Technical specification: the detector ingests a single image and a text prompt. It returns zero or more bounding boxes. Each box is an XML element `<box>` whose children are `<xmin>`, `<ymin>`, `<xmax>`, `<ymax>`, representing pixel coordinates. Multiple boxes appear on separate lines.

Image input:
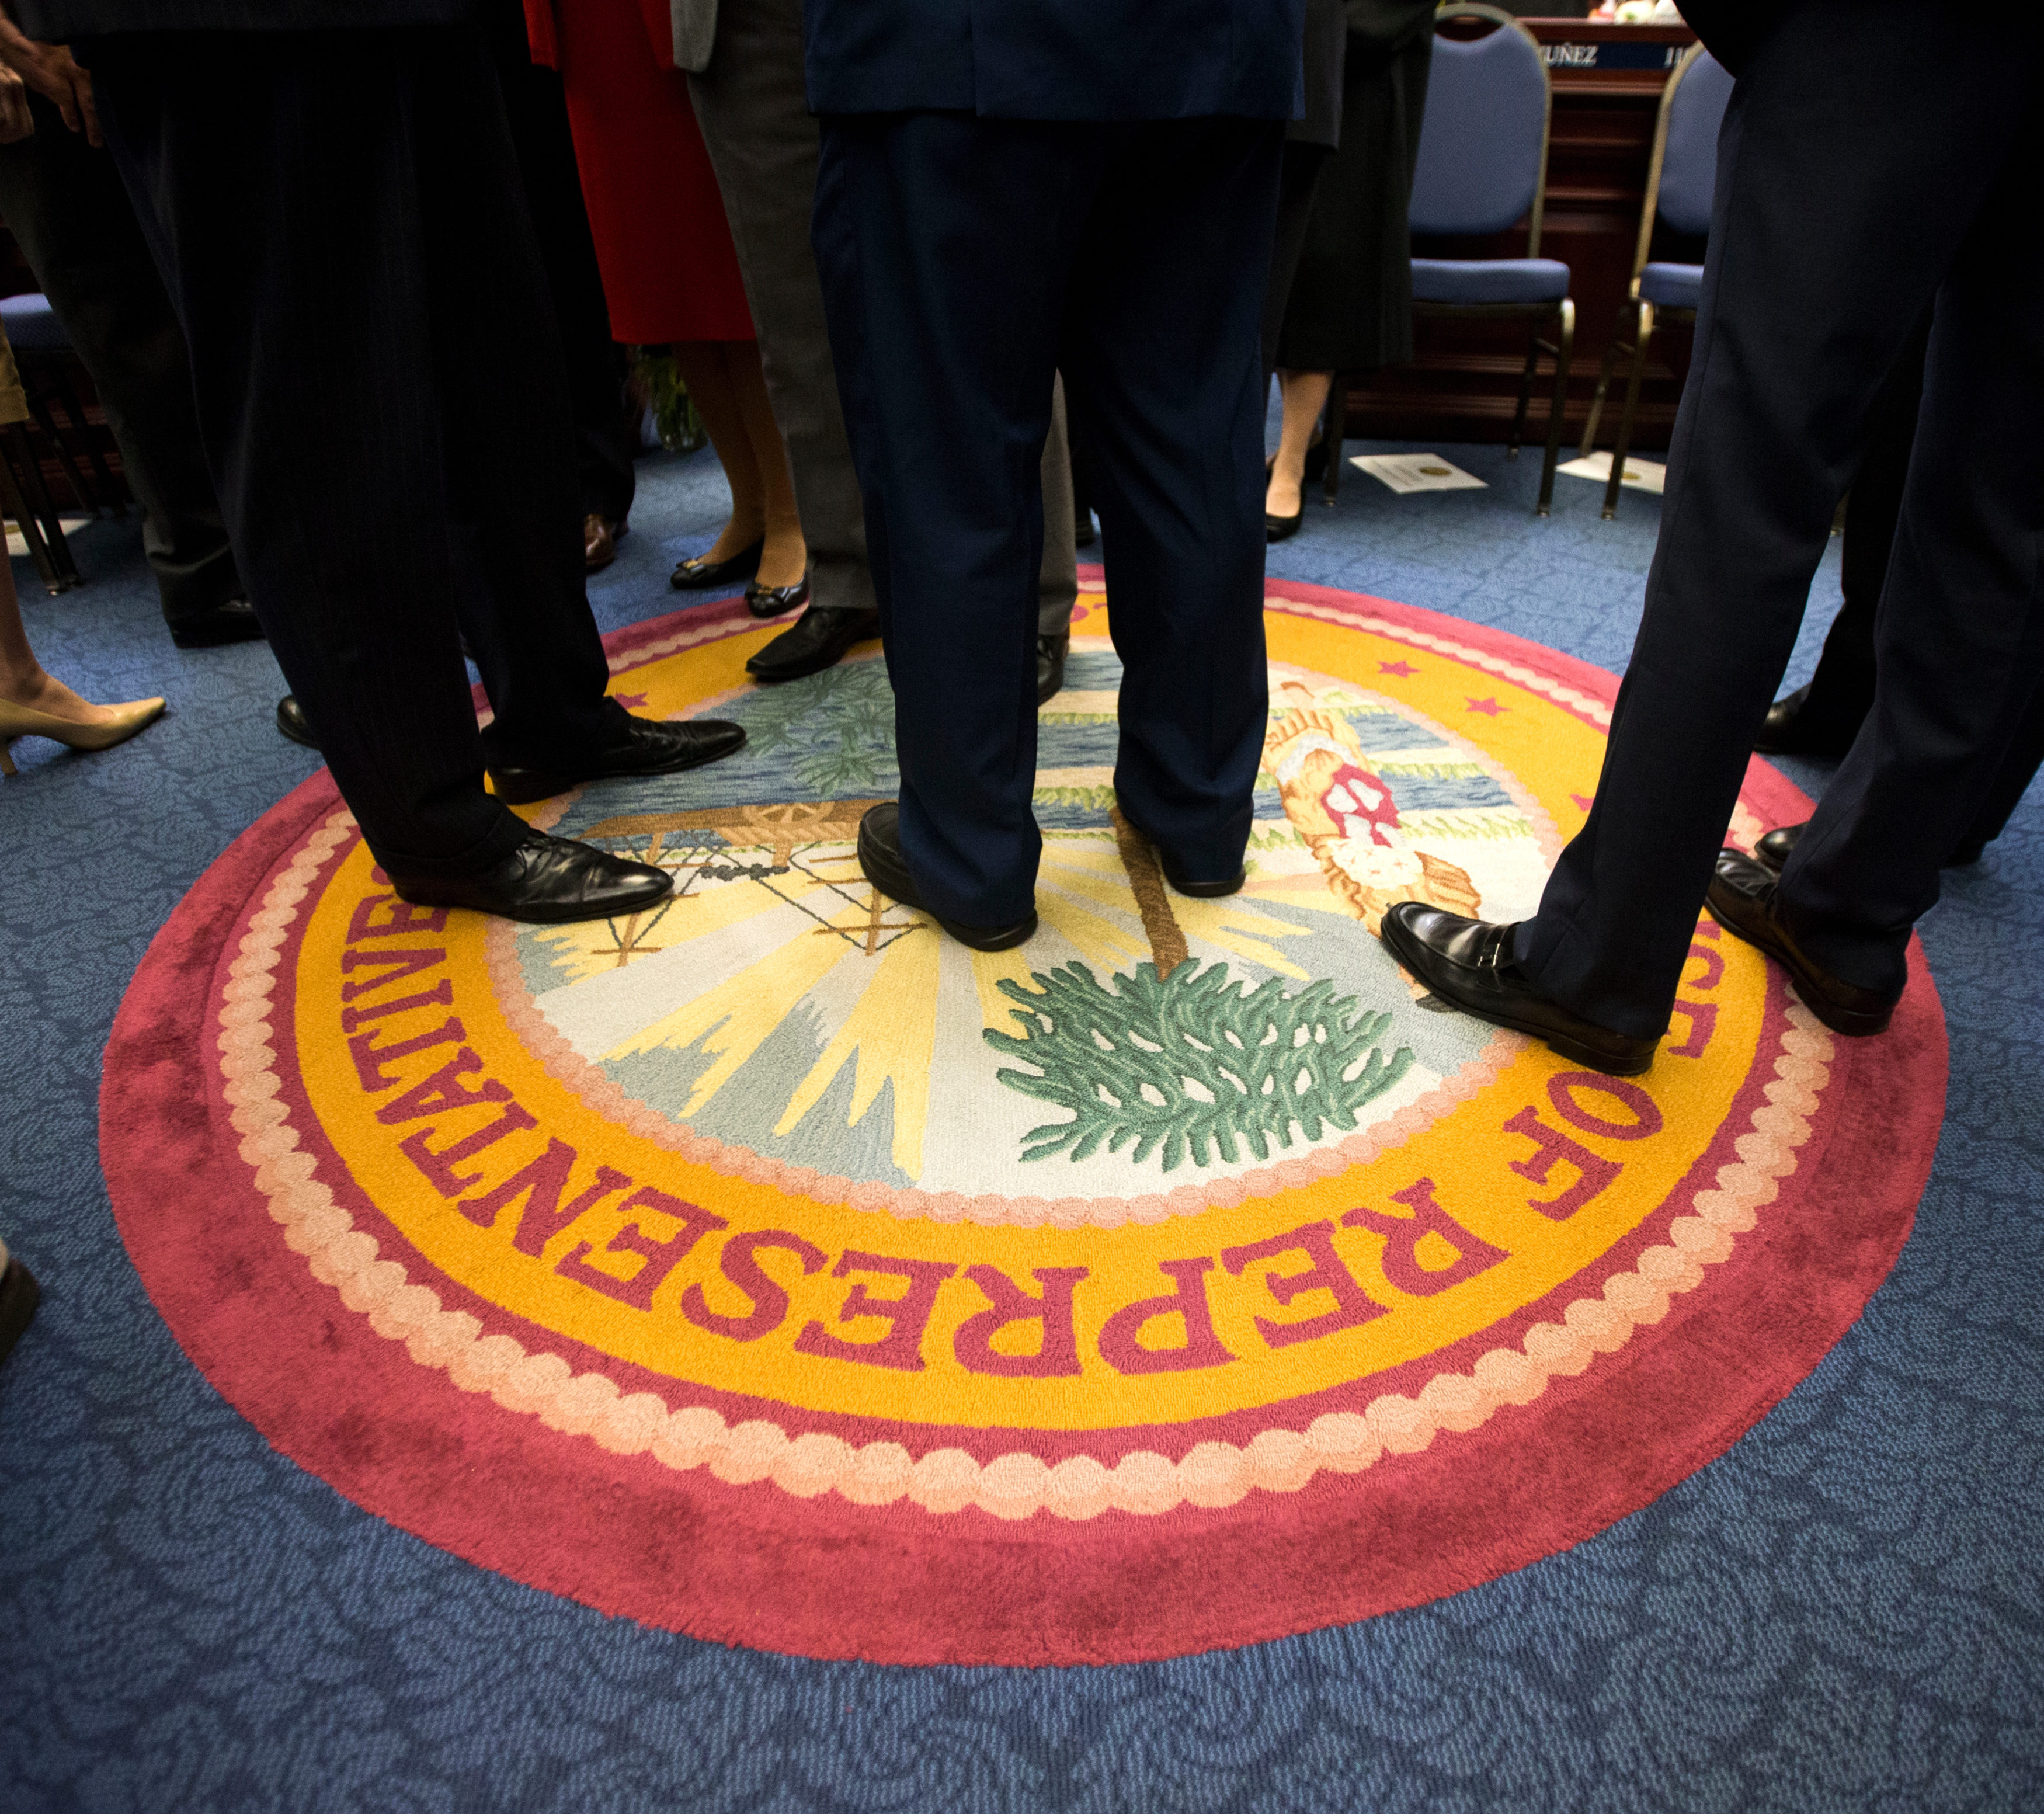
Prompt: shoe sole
<box><xmin>394</xmin><ymin>880</ymin><xmax>674</xmax><ymax>926</ymax></box>
<box><xmin>1378</xmin><ymin>916</ymin><xmax>1652</xmax><ymax>1077</ymax></box>
<box><xmin>1704</xmin><ymin>891</ymin><xmax>1894</xmax><ymax>1037</ymax></box>
<box><xmin>1114</xmin><ymin>800</ymin><xmax>1247</xmax><ymax>898</ymax></box>
<box><xmin>856</xmin><ymin>838</ymin><xmax>1036</xmax><ymax>953</ymax></box>
<box><xmin>0</xmin><ymin>1256</ymin><xmax>41</xmax><ymax>1368</ymax></box>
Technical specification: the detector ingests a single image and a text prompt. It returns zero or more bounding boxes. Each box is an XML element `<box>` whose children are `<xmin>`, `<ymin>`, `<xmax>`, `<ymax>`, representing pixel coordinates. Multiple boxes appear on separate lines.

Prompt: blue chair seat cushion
<box><xmin>1638</xmin><ymin>262</ymin><xmax>1703</xmax><ymax>310</ymax></box>
<box><xmin>0</xmin><ymin>292</ymin><xmax>68</xmax><ymax>353</ymax></box>
<box><xmin>1410</xmin><ymin>258</ymin><xmax>1570</xmax><ymax>305</ymax></box>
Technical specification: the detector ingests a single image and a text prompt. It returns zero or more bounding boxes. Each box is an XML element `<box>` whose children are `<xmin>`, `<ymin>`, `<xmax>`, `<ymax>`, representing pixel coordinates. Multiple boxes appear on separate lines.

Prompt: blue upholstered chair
<box><xmin>1408</xmin><ymin>4</ymin><xmax>1574</xmax><ymax>516</ymax></box>
<box><xmin>1577</xmin><ymin>45</ymin><xmax>1733</xmax><ymax>519</ymax></box>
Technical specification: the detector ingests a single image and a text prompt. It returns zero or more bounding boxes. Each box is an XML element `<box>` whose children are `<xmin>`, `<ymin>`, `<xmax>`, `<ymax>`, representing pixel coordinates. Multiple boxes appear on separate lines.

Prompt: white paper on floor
<box><xmin>6</xmin><ymin>517</ymin><xmax>89</xmax><ymax>558</ymax></box>
<box><xmin>1557</xmin><ymin>451</ymin><xmax>1666</xmax><ymax>495</ymax></box>
<box><xmin>1350</xmin><ymin>453</ymin><xmax>1487</xmax><ymax>495</ymax></box>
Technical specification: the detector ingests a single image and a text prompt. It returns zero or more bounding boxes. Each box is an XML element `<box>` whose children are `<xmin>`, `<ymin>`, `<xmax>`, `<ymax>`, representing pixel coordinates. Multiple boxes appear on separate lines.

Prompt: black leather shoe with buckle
<box><xmin>488</xmin><ymin>715</ymin><xmax>746</xmax><ymax>805</ymax></box>
<box><xmin>1379</xmin><ymin>902</ymin><xmax>1659</xmax><ymax>1076</ymax></box>
<box><xmin>856</xmin><ymin>802</ymin><xmax>1036</xmax><ymax>952</ymax></box>
<box><xmin>387</xmin><ymin>829</ymin><xmax>672</xmax><ymax>926</ymax></box>
<box><xmin>1705</xmin><ymin>849</ymin><xmax>1897</xmax><ymax>1037</ymax></box>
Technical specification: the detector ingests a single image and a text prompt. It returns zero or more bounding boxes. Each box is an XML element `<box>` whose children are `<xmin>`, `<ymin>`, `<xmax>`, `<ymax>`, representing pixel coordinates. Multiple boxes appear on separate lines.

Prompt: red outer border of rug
<box><xmin>100</xmin><ymin>588</ymin><xmax>1948</xmax><ymax>1666</ymax></box>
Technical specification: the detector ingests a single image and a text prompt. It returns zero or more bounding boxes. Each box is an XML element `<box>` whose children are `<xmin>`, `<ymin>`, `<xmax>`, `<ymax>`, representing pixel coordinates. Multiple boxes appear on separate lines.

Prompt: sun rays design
<box><xmin>513</xmin><ymin>651</ymin><xmax>1545</xmax><ymax>1193</ymax></box>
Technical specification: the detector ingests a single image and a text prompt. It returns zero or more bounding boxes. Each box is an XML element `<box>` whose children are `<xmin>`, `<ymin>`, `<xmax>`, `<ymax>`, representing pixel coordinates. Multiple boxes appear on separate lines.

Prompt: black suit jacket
<box><xmin>16</xmin><ymin>0</ymin><xmax>476</xmax><ymax>32</ymax></box>
<box><xmin>801</xmin><ymin>0</ymin><xmax>1307</xmax><ymax>120</ymax></box>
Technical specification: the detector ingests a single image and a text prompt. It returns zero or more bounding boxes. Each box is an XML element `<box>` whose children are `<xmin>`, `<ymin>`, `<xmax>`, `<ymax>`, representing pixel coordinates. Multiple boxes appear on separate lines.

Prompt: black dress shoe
<box><xmin>1379</xmin><ymin>902</ymin><xmax>1659</xmax><ymax>1075</ymax></box>
<box><xmin>1753</xmin><ymin>684</ymin><xmax>1864</xmax><ymax>759</ymax></box>
<box><xmin>1116</xmin><ymin>797</ymin><xmax>1245</xmax><ymax>897</ymax></box>
<box><xmin>1075</xmin><ymin>516</ymin><xmax>1096</xmax><ymax>549</ymax></box>
<box><xmin>0</xmin><ymin>1246</ymin><xmax>40</xmax><ymax>1370</ymax></box>
<box><xmin>488</xmin><ymin>714</ymin><xmax>746</xmax><ymax>805</ymax></box>
<box><xmin>1756</xmin><ymin>818</ymin><xmax>1986</xmax><ymax>875</ymax></box>
<box><xmin>745</xmin><ymin>605</ymin><xmax>880</xmax><ymax>683</ymax></box>
<box><xmin>746</xmin><ymin>575</ymin><xmax>809</xmax><ymax>619</ymax></box>
<box><xmin>856</xmin><ymin>802</ymin><xmax>1037</xmax><ymax>951</ymax></box>
<box><xmin>169</xmin><ymin>597</ymin><xmax>265</xmax><ymax>649</ymax></box>
<box><xmin>1704</xmin><ymin>849</ymin><xmax>1896</xmax><ymax>1037</ymax></box>
<box><xmin>388</xmin><ymin>829</ymin><xmax>672</xmax><ymax>926</ymax></box>
<box><xmin>671</xmin><ymin>537</ymin><xmax>763</xmax><ymax>590</ymax></box>
<box><xmin>1266</xmin><ymin>507</ymin><xmax>1304</xmax><ymax>544</ymax></box>
<box><xmin>1037</xmin><ymin>633</ymin><xmax>1069</xmax><ymax>706</ymax></box>
<box><xmin>277</xmin><ymin>694</ymin><xmax>318</xmax><ymax>750</ymax></box>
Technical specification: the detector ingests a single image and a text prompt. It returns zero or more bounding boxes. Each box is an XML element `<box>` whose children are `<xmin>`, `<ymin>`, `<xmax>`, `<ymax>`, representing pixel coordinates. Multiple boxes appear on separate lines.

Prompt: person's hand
<box><xmin>0</xmin><ymin>16</ymin><xmax>98</xmax><ymax>146</ymax></box>
<box><xmin>0</xmin><ymin>62</ymin><xmax>33</xmax><ymax>145</ymax></box>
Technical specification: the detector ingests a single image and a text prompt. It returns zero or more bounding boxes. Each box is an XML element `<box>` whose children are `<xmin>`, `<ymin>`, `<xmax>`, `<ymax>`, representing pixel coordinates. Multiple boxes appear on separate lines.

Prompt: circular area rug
<box><xmin>103</xmin><ymin>578</ymin><xmax>1946</xmax><ymax>1666</ymax></box>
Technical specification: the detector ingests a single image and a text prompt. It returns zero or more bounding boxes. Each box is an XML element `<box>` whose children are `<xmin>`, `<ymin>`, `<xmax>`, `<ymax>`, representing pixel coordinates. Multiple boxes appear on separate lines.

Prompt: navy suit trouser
<box><xmin>92</xmin><ymin>26</ymin><xmax>624</xmax><ymax>874</ymax></box>
<box><xmin>1518</xmin><ymin>0</ymin><xmax>2044</xmax><ymax>1035</ymax></box>
<box><xmin>812</xmin><ymin>113</ymin><xmax>1282</xmax><ymax>927</ymax></box>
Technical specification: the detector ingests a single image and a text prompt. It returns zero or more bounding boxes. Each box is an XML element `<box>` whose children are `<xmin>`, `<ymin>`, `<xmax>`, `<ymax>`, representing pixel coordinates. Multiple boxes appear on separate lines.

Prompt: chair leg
<box><xmin>54</xmin><ymin>369</ymin><xmax>124</xmax><ymax>515</ymax></box>
<box><xmin>4</xmin><ymin>423</ymin><xmax>80</xmax><ymax>589</ymax></box>
<box><xmin>1322</xmin><ymin>371</ymin><xmax>1346</xmax><ymax>506</ymax></box>
<box><xmin>1578</xmin><ymin>300</ymin><xmax>1631</xmax><ymax>459</ymax></box>
<box><xmin>1602</xmin><ymin>301</ymin><xmax>1654</xmax><ymax>521</ymax></box>
<box><xmin>28</xmin><ymin>393</ymin><xmax>99</xmax><ymax>520</ymax></box>
<box><xmin>1508</xmin><ymin>326</ymin><xmax>1541</xmax><ymax>458</ymax></box>
<box><xmin>0</xmin><ymin>436</ymin><xmax>68</xmax><ymax>594</ymax></box>
<box><xmin>1535</xmin><ymin>298</ymin><xmax>1574</xmax><ymax>519</ymax></box>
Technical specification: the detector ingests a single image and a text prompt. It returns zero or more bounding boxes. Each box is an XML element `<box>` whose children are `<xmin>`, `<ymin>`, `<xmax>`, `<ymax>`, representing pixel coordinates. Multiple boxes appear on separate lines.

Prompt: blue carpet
<box><xmin>2</xmin><ymin>436</ymin><xmax>2039</xmax><ymax>1812</ymax></box>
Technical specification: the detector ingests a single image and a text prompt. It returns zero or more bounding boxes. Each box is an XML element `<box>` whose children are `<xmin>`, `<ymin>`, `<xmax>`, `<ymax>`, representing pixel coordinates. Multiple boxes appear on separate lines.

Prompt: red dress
<box><xmin>527</xmin><ymin>0</ymin><xmax>755</xmax><ymax>345</ymax></box>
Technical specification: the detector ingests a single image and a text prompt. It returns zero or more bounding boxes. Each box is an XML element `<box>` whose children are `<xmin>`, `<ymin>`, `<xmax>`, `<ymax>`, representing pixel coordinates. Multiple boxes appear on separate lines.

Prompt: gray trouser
<box><xmin>687</xmin><ymin>0</ymin><xmax>1075</xmax><ymax>635</ymax></box>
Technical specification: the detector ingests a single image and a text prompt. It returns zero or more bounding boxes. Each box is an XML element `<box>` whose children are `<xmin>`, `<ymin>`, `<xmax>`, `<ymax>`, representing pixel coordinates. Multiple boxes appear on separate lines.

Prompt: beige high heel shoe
<box><xmin>0</xmin><ymin>695</ymin><xmax>165</xmax><ymax>775</ymax></box>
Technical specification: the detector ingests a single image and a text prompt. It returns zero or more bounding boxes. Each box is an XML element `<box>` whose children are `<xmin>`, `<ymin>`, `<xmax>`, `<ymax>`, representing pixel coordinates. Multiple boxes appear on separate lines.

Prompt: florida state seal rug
<box><xmin>100</xmin><ymin>577</ymin><xmax>1945</xmax><ymax>1665</ymax></box>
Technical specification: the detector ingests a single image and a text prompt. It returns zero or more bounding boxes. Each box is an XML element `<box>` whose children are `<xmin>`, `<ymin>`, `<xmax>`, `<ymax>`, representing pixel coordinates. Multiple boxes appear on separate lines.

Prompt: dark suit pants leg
<box><xmin>0</xmin><ymin>89</ymin><xmax>244</xmax><ymax>629</ymax></box>
<box><xmin>811</xmin><ymin>113</ymin><xmax>1277</xmax><ymax>924</ymax></box>
<box><xmin>1515</xmin><ymin>1</ymin><xmax>2044</xmax><ymax>1038</ymax></box>
<box><xmin>687</xmin><ymin>0</ymin><xmax>876</xmax><ymax>619</ymax></box>
<box><xmin>93</xmin><ymin>26</ymin><xmax>613</xmax><ymax>874</ymax></box>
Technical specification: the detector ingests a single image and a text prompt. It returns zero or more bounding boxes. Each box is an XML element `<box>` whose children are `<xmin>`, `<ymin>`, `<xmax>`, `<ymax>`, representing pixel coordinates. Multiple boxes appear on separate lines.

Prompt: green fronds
<box><xmin>985</xmin><ymin>961</ymin><xmax>1414</xmax><ymax>1172</ymax></box>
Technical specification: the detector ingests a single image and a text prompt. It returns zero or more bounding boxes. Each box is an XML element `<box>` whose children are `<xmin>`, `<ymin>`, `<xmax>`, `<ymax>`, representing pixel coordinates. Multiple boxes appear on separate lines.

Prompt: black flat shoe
<box><xmin>1753</xmin><ymin>684</ymin><xmax>1864</xmax><ymax>759</ymax></box>
<box><xmin>277</xmin><ymin>694</ymin><xmax>318</xmax><ymax>750</ymax></box>
<box><xmin>746</xmin><ymin>575</ymin><xmax>809</xmax><ymax>619</ymax></box>
<box><xmin>1075</xmin><ymin>516</ymin><xmax>1096</xmax><ymax>549</ymax></box>
<box><xmin>170</xmin><ymin>597</ymin><xmax>265</xmax><ymax>649</ymax></box>
<box><xmin>745</xmin><ymin>604</ymin><xmax>880</xmax><ymax>683</ymax></box>
<box><xmin>488</xmin><ymin>714</ymin><xmax>746</xmax><ymax>805</ymax></box>
<box><xmin>1116</xmin><ymin>797</ymin><xmax>1245</xmax><ymax>897</ymax></box>
<box><xmin>1704</xmin><ymin>849</ymin><xmax>1897</xmax><ymax>1037</ymax></box>
<box><xmin>670</xmin><ymin>537</ymin><xmax>763</xmax><ymax>590</ymax></box>
<box><xmin>388</xmin><ymin>829</ymin><xmax>672</xmax><ymax>926</ymax></box>
<box><xmin>1266</xmin><ymin>507</ymin><xmax>1303</xmax><ymax>543</ymax></box>
<box><xmin>1757</xmin><ymin>818</ymin><xmax>1986</xmax><ymax>875</ymax></box>
<box><xmin>1379</xmin><ymin>902</ymin><xmax>1659</xmax><ymax>1076</ymax></box>
<box><xmin>1037</xmin><ymin>633</ymin><xmax>1069</xmax><ymax>705</ymax></box>
<box><xmin>856</xmin><ymin>801</ymin><xmax>1037</xmax><ymax>952</ymax></box>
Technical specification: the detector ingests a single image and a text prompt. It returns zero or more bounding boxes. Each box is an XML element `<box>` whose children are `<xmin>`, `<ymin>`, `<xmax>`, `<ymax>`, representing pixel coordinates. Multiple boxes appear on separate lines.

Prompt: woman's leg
<box><xmin>725</xmin><ymin>339</ymin><xmax>808</xmax><ymax>588</ymax></box>
<box><xmin>1265</xmin><ymin>368</ymin><xmax>1333</xmax><ymax>519</ymax></box>
<box><xmin>670</xmin><ymin>339</ymin><xmax>767</xmax><ymax>563</ymax></box>
<box><xmin>0</xmin><ymin>555</ymin><xmax>130</xmax><ymax>723</ymax></box>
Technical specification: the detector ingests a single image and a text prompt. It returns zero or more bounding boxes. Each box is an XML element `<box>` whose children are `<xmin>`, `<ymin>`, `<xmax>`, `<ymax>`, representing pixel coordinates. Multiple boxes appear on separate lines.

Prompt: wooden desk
<box><xmin>1346</xmin><ymin>17</ymin><xmax>1701</xmax><ymax>451</ymax></box>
